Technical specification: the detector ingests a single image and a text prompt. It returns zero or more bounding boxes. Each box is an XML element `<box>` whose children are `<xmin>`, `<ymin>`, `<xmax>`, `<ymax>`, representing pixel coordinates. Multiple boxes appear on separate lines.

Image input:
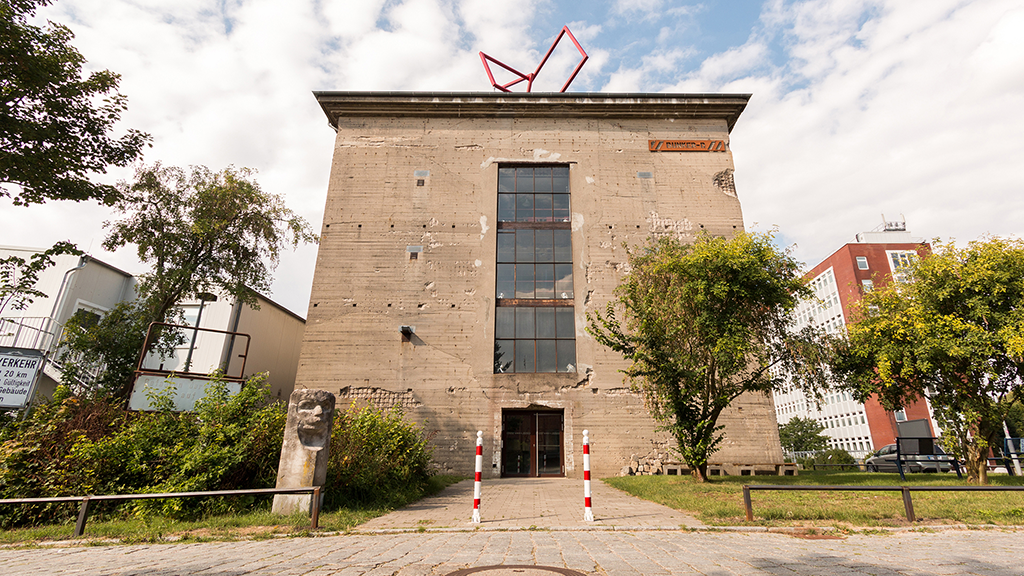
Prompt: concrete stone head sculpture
<box><xmin>291</xmin><ymin>389</ymin><xmax>335</xmax><ymax>448</ymax></box>
<box><xmin>273</xmin><ymin>388</ymin><xmax>336</xmax><ymax>515</ymax></box>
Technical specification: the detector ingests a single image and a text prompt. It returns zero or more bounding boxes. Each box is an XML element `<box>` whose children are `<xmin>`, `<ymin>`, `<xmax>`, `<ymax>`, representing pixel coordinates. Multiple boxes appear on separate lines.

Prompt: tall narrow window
<box><xmin>494</xmin><ymin>166</ymin><xmax>575</xmax><ymax>373</ymax></box>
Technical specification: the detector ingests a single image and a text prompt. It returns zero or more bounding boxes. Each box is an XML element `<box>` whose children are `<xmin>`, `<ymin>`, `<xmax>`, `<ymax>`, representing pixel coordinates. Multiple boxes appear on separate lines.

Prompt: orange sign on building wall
<box><xmin>649</xmin><ymin>140</ymin><xmax>727</xmax><ymax>152</ymax></box>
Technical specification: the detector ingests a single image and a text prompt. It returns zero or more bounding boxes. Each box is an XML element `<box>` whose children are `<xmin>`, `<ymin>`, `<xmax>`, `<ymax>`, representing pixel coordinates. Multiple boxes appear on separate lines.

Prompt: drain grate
<box><xmin>445</xmin><ymin>566</ymin><xmax>589</xmax><ymax>576</ymax></box>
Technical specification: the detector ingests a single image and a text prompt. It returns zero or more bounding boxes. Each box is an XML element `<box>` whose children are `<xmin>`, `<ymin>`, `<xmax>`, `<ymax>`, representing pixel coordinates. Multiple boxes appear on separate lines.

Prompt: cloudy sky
<box><xmin>7</xmin><ymin>0</ymin><xmax>1023</xmax><ymax>317</ymax></box>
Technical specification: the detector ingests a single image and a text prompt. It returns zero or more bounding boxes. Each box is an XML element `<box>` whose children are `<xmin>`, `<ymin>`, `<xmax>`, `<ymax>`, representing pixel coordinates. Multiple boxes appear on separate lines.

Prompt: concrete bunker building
<box><xmin>298</xmin><ymin>92</ymin><xmax>785</xmax><ymax>478</ymax></box>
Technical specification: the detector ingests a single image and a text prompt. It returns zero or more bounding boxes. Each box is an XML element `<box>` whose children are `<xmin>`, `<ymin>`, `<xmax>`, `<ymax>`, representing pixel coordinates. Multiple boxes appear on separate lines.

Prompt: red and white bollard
<box><xmin>583</xmin><ymin>429</ymin><xmax>594</xmax><ymax>521</ymax></box>
<box><xmin>472</xmin><ymin>430</ymin><xmax>483</xmax><ymax>523</ymax></box>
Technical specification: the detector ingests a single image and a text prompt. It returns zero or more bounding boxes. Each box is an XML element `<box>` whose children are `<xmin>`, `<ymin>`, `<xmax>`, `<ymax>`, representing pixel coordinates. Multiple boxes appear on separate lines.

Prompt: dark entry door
<box><xmin>501</xmin><ymin>410</ymin><xmax>563</xmax><ymax>477</ymax></box>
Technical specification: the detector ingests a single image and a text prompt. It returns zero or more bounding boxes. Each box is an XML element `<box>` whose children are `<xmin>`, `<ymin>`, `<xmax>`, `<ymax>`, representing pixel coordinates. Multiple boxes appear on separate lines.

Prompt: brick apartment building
<box><xmin>773</xmin><ymin>221</ymin><xmax>936</xmax><ymax>455</ymax></box>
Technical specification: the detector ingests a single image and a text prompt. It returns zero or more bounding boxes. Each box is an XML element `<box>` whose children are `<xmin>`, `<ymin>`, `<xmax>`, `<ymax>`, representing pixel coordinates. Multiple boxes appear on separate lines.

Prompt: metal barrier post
<box><xmin>582</xmin><ymin>430</ymin><xmax>593</xmax><ymax>521</ymax></box>
<box><xmin>74</xmin><ymin>496</ymin><xmax>90</xmax><ymax>537</ymax></box>
<box><xmin>895</xmin><ymin>443</ymin><xmax>907</xmax><ymax>482</ymax></box>
<box><xmin>901</xmin><ymin>487</ymin><xmax>916</xmax><ymax>522</ymax></box>
<box><xmin>311</xmin><ymin>486</ymin><xmax>321</xmax><ymax>530</ymax></box>
<box><xmin>1003</xmin><ymin>426</ymin><xmax>1022</xmax><ymax>476</ymax></box>
<box><xmin>472</xmin><ymin>431</ymin><xmax>483</xmax><ymax>523</ymax></box>
<box><xmin>743</xmin><ymin>485</ymin><xmax>753</xmax><ymax>521</ymax></box>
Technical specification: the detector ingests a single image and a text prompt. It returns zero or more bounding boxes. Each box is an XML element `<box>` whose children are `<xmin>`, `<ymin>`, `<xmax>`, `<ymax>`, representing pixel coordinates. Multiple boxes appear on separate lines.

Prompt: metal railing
<box><xmin>0</xmin><ymin>486</ymin><xmax>323</xmax><ymax>537</ymax></box>
<box><xmin>742</xmin><ymin>484</ymin><xmax>1024</xmax><ymax>523</ymax></box>
<box><xmin>788</xmin><ymin>449</ymin><xmax>873</xmax><ymax>461</ymax></box>
<box><xmin>0</xmin><ymin>315</ymin><xmax>107</xmax><ymax>390</ymax></box>
<box><xmin>0</xmin><ymin>316</ymin><xmax>60</xmax><ymax>351</ymax></box>
<box><xmin>809</xmin><ymin>463</ymin><xmax>865</xmax><ymax>471</ymax></box>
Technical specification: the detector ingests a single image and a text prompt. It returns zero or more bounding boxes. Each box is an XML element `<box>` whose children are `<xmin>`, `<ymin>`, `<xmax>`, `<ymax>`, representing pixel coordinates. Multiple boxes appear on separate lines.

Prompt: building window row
<box><xmin>498</xmin><ymin>167</ymin><xmax>571</xmax><ymax>223</ymax></box>
<box><xmin>494</xmin><ymin>306</ymin><xmax>576</xmax><ymax>373</ymax></box>
<box><xmin>496</xmin><ymin>229</ymin><xmax>574</xmax><ymax>300</ymax></box>
<box><xmin>495</xmin><ymin>165</ymin><xmax>575</xmax><ymax>374</ymax></box>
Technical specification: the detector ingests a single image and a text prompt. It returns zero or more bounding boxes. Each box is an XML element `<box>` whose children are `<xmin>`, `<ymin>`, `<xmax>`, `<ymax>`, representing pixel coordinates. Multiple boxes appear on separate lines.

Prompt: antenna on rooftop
<box><xmin>880</xmin><ymin>213</ymin><xmax>906</xmax><ymax>232</ymax></box>
<box><xmin>479</xmin><ymin>26</ymin><xmax>589</xmax><ymax>93</ymax></box>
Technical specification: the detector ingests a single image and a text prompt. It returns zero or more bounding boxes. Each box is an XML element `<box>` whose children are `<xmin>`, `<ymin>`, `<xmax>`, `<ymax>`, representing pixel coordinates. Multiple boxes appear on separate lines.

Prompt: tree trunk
<box><xmin>691</xmin><ymin>463</ymin><xmax>708</xmax><ymax>482</ymax></box>
<box><xmin>966</xmin><ymin>424</ymin><xmax>999</xmax><ymax>481</ymax></box>
<box><xmin>966</xmin><ymin>441</ymin><xmax>988</xmax><ymax>484</ymax></box>
<box><xmin>965</xmin><ymin>425</ymin><xmax>1001</xmax><ymax>485</ymax></box>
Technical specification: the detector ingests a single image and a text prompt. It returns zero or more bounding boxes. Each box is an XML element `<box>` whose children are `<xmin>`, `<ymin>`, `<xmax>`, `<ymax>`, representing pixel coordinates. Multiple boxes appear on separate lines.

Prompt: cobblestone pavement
<box><xmin>2</xmin><ymin>529</ymin><xmax>1022</xmax><ymax>575</ymax></box>
<box><xmin>358</xmin><ymin>478</ymin><xmax>701</xmax><ymax>530</ymax></box>
<box><xmin>3</xmin><ymin>479</ymin><xmax>1021</xmax><ymax>575</ymax></box>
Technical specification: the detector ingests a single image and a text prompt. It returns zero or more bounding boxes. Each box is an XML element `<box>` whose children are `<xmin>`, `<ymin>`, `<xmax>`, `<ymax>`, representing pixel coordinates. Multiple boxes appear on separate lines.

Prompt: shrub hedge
<box><xmin>0</xmin><ymin>375</ymin><xmax>433</xmax><ymax>527</ymax></box>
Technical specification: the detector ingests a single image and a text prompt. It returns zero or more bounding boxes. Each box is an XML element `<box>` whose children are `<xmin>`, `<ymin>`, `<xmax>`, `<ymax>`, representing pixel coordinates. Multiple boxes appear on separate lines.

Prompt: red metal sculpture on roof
<box><xmin>479</xmin><ymin>26</ymin><xmax>589</xmax><ymax>93</ymax></box>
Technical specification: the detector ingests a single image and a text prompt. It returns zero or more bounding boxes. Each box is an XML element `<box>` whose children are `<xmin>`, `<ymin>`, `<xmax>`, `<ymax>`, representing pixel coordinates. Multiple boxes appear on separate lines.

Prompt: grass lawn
<box><xmin>604</xmin><ymin>471</ymin><xmax>1024</xmax><ymax>528</ymax></box>
<box><xmin>0</xmin><ymin>475</ymin><xmax>463</xmax><ymax>546</ymax></box>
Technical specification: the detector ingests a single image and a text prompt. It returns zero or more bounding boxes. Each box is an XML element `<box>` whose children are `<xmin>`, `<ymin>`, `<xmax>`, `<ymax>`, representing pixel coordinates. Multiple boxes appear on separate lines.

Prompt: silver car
<box><xmin>865</xmin><ymin>443</ymin><xmax>954</xmax><ymax>473</ymax></box>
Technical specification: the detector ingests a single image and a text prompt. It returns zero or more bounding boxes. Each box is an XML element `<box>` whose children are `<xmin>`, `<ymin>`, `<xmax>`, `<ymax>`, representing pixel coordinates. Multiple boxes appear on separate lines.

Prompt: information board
<box><xmin>128</xmin><ymin>373</ymin><xmax>242</xmax><ymax>412</ymax></box>
<box><xmin>0</xmin><ymin>347</ymin><xmax>45</xmax><ymax>409</ymax></box>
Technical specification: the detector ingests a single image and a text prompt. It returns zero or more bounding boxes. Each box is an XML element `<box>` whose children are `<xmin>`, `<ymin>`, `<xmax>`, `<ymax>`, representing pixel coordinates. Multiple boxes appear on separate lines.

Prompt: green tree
<box><xmin>57</xmin><ymin>300</ymin><xmax>160</xmax><ymax>398</ymax></box>
<box><xmin>778</xmin><ymin>416</ymin><xmax>830</xmax><ymax>454</ymax></box>
<box><xmin>587</xmin><ymin>232</ymin><xmax>831</xmax><ymax>481</ymax></box>
<box><xmin>1</xmin><ymin>0</ymin><xmax>150</xmax><ymax>205</ymax></box>
<box><xmin>104</xmin><ymin>163</ymin><xmax>318</xmax><ymax>326</ymax></box>
<box><xmin>0</xmin><ymin>241</ymin><xmax>79</xmax><ymax>315</ymax></box>
<box><xmin>1006</xmin><ymin>398</ymin><xmax>1024</xmax><ymax>439</ymax></box>
<box><xmin>832</xmin><ymin>237</ymin><xmax>1024</xmax><ymax>484</ymax></box>
<box><xmin>61</xmin><ymin>163</ymin><xmax>317</xmax><ymax>399</ymax></box>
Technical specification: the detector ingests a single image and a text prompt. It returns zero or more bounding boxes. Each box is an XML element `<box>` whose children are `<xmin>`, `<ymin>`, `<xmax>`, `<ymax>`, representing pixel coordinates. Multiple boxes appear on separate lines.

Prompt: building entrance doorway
<box><xmin>501</xmin><ymin>409</ymin><xmax>564</xmax><ymax>477</ymax></box>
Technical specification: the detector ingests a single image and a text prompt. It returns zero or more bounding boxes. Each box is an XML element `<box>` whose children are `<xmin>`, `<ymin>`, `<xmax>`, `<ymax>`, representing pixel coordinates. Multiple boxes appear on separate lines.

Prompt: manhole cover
<box><xmin>446</xmin><ymin>566</ymin><xmax>589</xmax><ymax>576</ymax></box>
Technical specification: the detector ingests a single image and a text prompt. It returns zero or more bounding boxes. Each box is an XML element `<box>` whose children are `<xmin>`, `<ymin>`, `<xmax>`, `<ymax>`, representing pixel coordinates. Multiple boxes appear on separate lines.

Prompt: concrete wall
<box><xmin>297</xmin><ymin>93</ymin><xmax>785</xmax><ymax>478</ymax></box>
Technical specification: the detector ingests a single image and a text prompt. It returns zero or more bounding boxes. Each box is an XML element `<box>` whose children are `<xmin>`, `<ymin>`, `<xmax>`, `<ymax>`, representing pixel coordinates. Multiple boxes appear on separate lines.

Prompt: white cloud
<box><xmin>321</xmin><ymin>0</ymin><xmax>388</xmax><ymax>39</ymax></box>
<box><xmin>728</xmin><ymin>0</ymin><xmax>1024</xmax><ymax>266</ymax></box>
<box><xmin>612</xmin><ymin>0</ymin><xmax>666</xmax><ymax>18</ymax></box>
<box><xmin>6</xmin><ymin>0</ymin><xmax>1023</xmax><ymax>315</ymax></box>
<box><xmin>613</xmin><ymin>0</ymin><xmax>1024</xmax><ymax>265</ymax></box>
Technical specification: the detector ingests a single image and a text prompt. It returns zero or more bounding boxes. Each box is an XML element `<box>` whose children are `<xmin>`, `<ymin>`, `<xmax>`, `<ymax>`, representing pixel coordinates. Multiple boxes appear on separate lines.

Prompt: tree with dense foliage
<box><xmin>0</xmin><ymin>240</ymin><xmax>79</xmax><ymax>315</ymax></box>
<box><xmin>0</xmin><ymin>0</ymin><xmax>150</xmax><ymax>205</ymax></box>
<box><xmin>59</xmin><ymin>164</ymin><xmax>317</xmax><ymax>399</ymax></box>
<box><xmin>832</xmin><ymin>237</ymin><xmax>1024</xmax><ymax>484</ymax></box>
<box><xmin>778</xmin><ymin>416</ymin><xmax>830</xmax><ymax>454</ymax></box>
<box><xmin>588</xmin><ymin>232</ymin><xmax>832</xmax><ymax>481</ymax></box>
<box><xmin>104</xmin><ymin>163</ymin><xmax>318</xmax><ymax>325</ymax></box>
<box><xmin>57</xmin><ymin>300</ymin><xmax>159</xmax><ymax>398</ymax></box>
<box><xmin>1006</xmin><ymin>398</ymin><xmax>1024</xmax><ymax>439</ymax></box>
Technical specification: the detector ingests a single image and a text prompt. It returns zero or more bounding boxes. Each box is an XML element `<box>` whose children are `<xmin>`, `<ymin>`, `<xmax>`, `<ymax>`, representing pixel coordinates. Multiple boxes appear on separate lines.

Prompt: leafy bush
<box><xmin>0</xmin><ymin>386</ymin><xmax>125</xmax><ymax>526</ymax></box>
<box><xmin>797</xmin><ymin>448</ymin><xmax>857</xmax><ymax>470</ymax></box>
<box><xmin>325</xmin><ymin>403</ymin><xmax>433</xmax><ymax>509</ymax></box>
<box><xmin>0</xmin><ymin>374</ymin><xmax>286</xmax><ymax>527</ymax></box>
<box><xmin>81</xmin><ymin>374</ymin><xmax>288</xmax><ymax>518</ymax></box>
<box><xmin>0</xmin><ymin>380</ymin><xmax>436</xmax><ymax>527</ymax></box>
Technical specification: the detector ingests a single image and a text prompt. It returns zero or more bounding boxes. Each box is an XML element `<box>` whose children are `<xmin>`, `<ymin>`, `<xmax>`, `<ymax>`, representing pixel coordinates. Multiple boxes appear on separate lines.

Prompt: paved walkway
<box><xmin>2</xmin><ymin>529</ymin><xmax>1022</xmax><ymax>575</ymax></box>
<box><xmin>358</xmin><ymin>478</ymin><xmax>702</xmax><ymax>531</ymax></box>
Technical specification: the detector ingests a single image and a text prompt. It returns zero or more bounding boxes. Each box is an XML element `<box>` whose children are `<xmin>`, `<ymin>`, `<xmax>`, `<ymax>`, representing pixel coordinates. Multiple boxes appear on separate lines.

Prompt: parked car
<box><xmin>865</xmin><ymin>443</ymin><xmax>954</xmax><ymax>473</ymax></box>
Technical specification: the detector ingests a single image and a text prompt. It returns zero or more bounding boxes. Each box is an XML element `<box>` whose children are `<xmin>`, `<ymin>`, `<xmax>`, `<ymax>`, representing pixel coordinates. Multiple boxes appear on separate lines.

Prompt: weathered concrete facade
<box><xmin>298</xmin><ymin>92</ymin><xmax>784</xmax><ymax>478</ymax></box>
